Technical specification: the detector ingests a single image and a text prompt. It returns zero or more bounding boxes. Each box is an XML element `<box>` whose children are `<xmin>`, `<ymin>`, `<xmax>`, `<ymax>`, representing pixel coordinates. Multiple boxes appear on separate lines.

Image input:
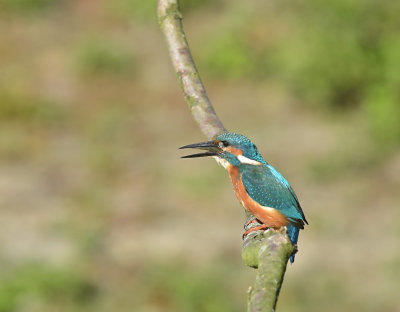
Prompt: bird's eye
<box><xmin>218</xmin><ymin>141</ymin><xmax>228</xmax><ymax>148</ymax></box>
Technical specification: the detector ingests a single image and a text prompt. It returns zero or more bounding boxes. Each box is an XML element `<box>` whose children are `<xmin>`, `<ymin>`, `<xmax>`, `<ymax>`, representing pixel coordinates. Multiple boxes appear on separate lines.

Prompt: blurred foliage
<box><xmin>75</xmin><ymin>38</ymin><xmax>135</xmax><ymax>77</ymax></box>
<box><xmin>0</xmin><ymin>1</ymin><xmax>399</xmax><ymax>312</ymax></box>
<box><xmin>0</xmin><ymin>89</ymin><xmax>66</xmax><ymax>123</ymax></box>
<box><xmin>199</xmin><ymin>0</ymin><xmax>400</xmax><ymax>147</ymax></box>
<box><xmin>109</xmin><ymin>0</ymin><xmax>158</xmax><ymax>21</ymax></box>
<box><xmin>179</xmin><ymin>0</ymin><xmax>221</xmax><ymax>13</ymax></box>
<box><xmin>0</xmin><ymin>264</ymin><xmax>97</xmax><ymax>312</ymax></box>
<box><xmin>202</xmin><ymin>32</ymin><xmax>254</xmax><ymax>79</ymax></box>
<box><xmin>0</xmin><ymin>0</ymin><xmax>55</xmax><ymax>13</ymax></box>
<box><xmin>136</xmin><ymin>262</ymin><xmax>246</xmax><ymax>312</ymax></box>
<box><xmin>109</xmin><ymin>0</ymin><xmax>220</xmax><ymax>21</ymax></box>
<box><xmin>364</xmin><ymin>84</ymin><xmax>400</xmax><ymax>146</ymax></box>
<box><xmin>0</xmin><ymin>89</ymin><xmax>68</xmax><ymax>161</ymax></box>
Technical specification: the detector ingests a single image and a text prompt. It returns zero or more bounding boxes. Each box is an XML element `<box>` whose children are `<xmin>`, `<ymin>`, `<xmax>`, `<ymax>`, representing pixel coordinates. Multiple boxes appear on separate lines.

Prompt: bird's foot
<box><xmin>244</xmin><ymin>216</ymin><xmax>261</xmax><ymax>229</ymax></box>
<box><xmin>242</xmin><ymin>224</ymin><xmax>268</xmax><ymax>239</ymax></box>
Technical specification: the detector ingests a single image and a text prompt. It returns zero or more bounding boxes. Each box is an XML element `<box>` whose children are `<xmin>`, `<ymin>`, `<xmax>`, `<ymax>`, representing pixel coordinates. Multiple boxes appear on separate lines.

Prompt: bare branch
<box><xmin>157</xmin><ymin>0</ymin><xmax>226</xmax><ymax>139</ymax></box>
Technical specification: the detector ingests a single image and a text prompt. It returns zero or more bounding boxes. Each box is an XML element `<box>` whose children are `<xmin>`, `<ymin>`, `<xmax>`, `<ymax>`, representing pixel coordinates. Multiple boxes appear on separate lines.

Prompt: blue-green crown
<box><xmin>214</xmin><ymin>132</ymin><xmax>267</xmax><ymax>164</ymax></box>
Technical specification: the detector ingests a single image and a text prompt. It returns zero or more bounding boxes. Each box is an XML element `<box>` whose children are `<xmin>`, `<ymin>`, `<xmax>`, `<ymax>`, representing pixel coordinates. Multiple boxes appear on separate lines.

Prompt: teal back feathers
<box><xmin>240</xmin><ymin>164</ymin><xmax>306</xmax><ymax>229</ymax></box>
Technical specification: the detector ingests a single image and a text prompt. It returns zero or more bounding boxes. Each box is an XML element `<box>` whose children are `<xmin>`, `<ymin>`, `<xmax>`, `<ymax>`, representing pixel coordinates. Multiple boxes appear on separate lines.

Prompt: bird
<box><xmin>180</xmin><ymin>132</ymin><xmax>307</xmax><ymax>263</ymax></box>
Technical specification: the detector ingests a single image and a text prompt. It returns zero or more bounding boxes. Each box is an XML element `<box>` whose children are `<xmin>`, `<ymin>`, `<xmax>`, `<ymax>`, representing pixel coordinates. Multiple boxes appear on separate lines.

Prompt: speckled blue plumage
<box><xmin>215</xmin><ymin>133</ymin><xmax>307</xmax><ymax>263</ymax></box>
<box><xmin>240</xmin><ymin>164</ymin><xmax>306</xmax><ymax>227</ymax></box>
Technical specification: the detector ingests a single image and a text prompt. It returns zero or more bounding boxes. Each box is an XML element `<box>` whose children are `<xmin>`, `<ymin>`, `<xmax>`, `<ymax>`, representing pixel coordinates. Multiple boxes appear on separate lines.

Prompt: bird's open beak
<box><xmin>179</xmin><ymin>141</ymin><xmax>221</xmax><ymax>158</ymax></box>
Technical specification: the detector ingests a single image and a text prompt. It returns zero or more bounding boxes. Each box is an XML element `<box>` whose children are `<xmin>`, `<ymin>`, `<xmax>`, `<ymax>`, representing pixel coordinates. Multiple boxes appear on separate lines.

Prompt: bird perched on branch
<box><xmin>180</xmin><ymin>132</ymin><xmax>307</xmax><ymax>263</ymax></box>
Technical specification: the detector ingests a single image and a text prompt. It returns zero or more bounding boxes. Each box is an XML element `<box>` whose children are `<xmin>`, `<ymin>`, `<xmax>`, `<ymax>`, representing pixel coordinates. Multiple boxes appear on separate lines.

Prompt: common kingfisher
<box><xmin>180</xmin><ymin>132</ymin><xmax>307</xmax><ymax>263</ymax></box>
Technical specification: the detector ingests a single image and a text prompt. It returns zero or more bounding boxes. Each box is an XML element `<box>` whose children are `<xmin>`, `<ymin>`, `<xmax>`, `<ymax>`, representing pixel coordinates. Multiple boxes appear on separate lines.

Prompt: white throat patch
<box><xmin>237</xmin><ymin>155</ymin><xmax>262</xmax><ymax>165</ymax></box>
<box><xmin>213</xmin><ymin>156</ymin><xmax>230</xmax><ymax>169</ymax></box>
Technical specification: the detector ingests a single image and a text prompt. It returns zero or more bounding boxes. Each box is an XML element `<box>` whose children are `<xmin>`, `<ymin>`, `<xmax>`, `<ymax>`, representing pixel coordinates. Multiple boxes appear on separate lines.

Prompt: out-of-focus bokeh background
<box><xmin>0</xmin><ymin>0</ymin><xmax>399</xmax><ymax>311</ymax></box>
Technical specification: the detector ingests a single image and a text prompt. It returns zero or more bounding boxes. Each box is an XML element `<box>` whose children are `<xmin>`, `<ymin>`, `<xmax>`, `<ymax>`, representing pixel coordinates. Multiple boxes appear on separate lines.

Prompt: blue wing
<box><xmin>240</xmin><ymin>164</ymin><xmax>307</xmax><ymax>229</ymax></box>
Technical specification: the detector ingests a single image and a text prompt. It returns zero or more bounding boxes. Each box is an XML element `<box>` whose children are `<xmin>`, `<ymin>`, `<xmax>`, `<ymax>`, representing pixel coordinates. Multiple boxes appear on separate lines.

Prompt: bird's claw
<box><xmin>242</xmin><ymin>224</ymin><xmax>269</xmax><ymax>239</ymax></box>
<box><xmin>243</xmin><ymin>216</ymin><xmax>260</xmax><ymax>229</ymax></box>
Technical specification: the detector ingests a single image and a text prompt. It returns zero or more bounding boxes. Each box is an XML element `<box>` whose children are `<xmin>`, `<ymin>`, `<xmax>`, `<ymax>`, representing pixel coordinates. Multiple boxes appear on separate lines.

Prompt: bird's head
<box><xmin>180</xmin><ymin>132</ymin><xmax>267</xmax><ymax>168</ymax></box>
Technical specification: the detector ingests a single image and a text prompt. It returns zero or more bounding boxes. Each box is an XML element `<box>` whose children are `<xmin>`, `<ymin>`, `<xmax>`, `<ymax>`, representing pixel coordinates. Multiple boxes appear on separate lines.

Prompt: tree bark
<box><xmin>242</xmin><ymin>227</ymin><xmax>295</xmax><ymax>311</ymax></box>
<box><xmin>157</xmin><ymin>0</ymin><xmax>226</xmax><ymax>139</ymax></box>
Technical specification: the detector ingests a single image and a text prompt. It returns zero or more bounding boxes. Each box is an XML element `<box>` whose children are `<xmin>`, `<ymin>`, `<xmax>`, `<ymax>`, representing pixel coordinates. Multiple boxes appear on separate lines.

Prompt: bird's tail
<box><xmin>287</xmin><ymin>224</ymin><xmax>299</xmax><ymax>263</ymax></box>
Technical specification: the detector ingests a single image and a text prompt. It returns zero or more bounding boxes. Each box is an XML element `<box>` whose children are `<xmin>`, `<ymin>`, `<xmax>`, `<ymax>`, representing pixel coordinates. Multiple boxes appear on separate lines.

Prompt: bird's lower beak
<box><xmin>179</xmin><ymin>141</ymin><xmax>221</xmax><ymax>158</ymax></box>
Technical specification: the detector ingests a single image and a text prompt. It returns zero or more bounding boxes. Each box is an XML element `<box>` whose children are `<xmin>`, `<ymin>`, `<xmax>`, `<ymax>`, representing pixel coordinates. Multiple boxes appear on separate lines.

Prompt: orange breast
<box><xmin>227</xmin><ymin>165</ymin><xmax>287</xmax><ymax>229</ymax></box>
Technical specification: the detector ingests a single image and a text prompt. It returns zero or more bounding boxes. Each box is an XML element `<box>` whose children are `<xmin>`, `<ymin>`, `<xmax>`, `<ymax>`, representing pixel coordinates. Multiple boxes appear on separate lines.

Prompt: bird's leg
<box><xmin>243</xmin><ymin>224</ymin><xmax>269</xmax><ymax>238</ymax></box>
<box><xmin>244</xmin><ymin>216</ymin><xmax>260</xmax><ymax>229</ymax></box>
<box><xmin>243</xmin><ymin>213</ymin><xmax>268</xmax><ymax>238</ymax></box>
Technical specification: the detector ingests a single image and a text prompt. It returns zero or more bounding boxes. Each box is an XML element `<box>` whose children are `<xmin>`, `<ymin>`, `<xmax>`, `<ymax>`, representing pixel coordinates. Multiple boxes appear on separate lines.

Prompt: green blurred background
<box><xmin>0</xmin><ymin>0</ymin><xmax>399</xmax><ymax>311</ymax></box>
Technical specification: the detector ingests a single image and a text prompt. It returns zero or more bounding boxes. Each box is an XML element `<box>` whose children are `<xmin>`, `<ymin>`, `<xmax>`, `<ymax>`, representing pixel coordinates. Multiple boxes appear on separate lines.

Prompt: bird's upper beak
<box><xmin>179</xmin><ymin>140</ymin><xmax>222</xmax><ymax>158</ymax></box>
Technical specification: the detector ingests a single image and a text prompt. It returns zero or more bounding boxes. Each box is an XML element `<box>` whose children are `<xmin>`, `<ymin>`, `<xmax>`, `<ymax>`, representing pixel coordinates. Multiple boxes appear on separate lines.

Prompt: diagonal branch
<box><xmin>157</xmin><ymin>1</ymin><xmax>295</xmax><ymax>311</ymax></box>
<box><xmin>157</xmin><ymin>0</ymin><xmax>226</xmax><ymax>140</ymax></box>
